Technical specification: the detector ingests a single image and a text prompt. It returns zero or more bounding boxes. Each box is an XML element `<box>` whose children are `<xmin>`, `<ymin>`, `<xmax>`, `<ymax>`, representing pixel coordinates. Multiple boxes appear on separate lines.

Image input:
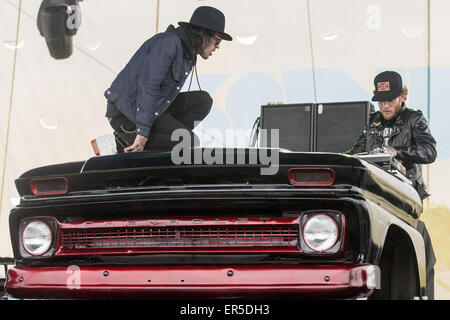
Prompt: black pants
<box><xmin>107</xmin><ymin>91</ymin><xmax>212</xmax><ymax>152</ymax></box>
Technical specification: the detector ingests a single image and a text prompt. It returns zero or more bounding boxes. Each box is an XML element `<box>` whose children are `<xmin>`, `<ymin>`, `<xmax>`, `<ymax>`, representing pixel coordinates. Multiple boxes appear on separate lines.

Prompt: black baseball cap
<box><xmin>372</xmin><ymin>71</ymin><xmax>403</xmax><ymax>101</ymax></box>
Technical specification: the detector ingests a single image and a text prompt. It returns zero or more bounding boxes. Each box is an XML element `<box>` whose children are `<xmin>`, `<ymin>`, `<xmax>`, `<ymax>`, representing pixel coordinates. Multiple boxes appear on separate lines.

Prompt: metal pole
<box><xmin>0</xmin><ymin>0</ymin><xmax>22</xmax><ymax>219</ymax></box>
<box><xmin>427</xmin><ymin>0</ymin><xmax>431</xmax><ymax>124</ymax></box>
<box><xmin>425</xmin><ymin>0</ymin><xmax>431</xmax><ymax>209</ymax></box>
<box><xmin>155</xmin><ymin>0</ymin><xmax>160</xmax><ymax>34</ymax></box>
<box><xmin>306</xmin><ymin>0</ymin><xmax>318</xmax><ymax>103</ymax></box>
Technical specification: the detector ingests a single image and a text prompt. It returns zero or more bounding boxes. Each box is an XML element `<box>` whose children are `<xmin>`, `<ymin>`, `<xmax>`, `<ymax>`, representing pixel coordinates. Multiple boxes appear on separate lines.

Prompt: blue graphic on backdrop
<box><xmin>314</xmin><ymin>69</ymin><xmax>369</xmax><ymax>103</ymax></box>
<box><xmin>427</xmin><ymin>67</ymin><xmax>450</xmax><ymax>158</ymax></box>
<box><xmin>409</xmin><ymin>67</ymin><xmax>428</xmax><ymax>114</ymax></box>
<box><xmin>226</xmin><ymin>72</ymin><xmax>284</xmax><ymax>134</ymax></box>
<box><xmin>185</xmin><ymin>68</ymin><xmax>449</xmax><ymax>158</ymax></box>
<box><xmin>282</xmin><ymin>70</ymin><xmax>315</xmax><ymax>103</ymax></box>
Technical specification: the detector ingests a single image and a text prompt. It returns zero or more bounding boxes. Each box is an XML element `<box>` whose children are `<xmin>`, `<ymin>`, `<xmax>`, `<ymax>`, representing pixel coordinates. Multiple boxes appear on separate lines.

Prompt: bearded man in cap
<box><xmin>104</xmin><ymin>6</ymin><xmax>232</xmax><ymax>152</ymax></box>
<box><xmin>346</xmin><ymin>70</ymin><xmax>437</xmax><ymax>299</ymax></box>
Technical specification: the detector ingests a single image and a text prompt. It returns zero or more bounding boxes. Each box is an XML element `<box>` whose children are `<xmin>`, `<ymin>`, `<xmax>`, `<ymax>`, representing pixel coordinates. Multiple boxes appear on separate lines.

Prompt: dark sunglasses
<box><xmin>213</xmin><ymin>35</ymin><xmax>222</xmax><ymax>46</ymax></box>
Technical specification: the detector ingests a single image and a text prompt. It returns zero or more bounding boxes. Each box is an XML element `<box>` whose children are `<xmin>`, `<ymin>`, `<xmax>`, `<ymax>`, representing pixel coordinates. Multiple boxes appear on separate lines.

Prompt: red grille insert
<box><xmin>57</xmin><ymin>218</ymin><xmax>300</xmax><ymax>255</ymax></box>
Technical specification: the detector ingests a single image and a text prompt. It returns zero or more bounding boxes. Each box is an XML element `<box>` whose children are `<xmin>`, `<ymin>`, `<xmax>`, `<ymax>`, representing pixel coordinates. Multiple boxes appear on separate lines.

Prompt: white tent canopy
<box><xmin>1</xmin><ymin>0</ymin><xmax>449</xmax><ymax>263</ymax></box>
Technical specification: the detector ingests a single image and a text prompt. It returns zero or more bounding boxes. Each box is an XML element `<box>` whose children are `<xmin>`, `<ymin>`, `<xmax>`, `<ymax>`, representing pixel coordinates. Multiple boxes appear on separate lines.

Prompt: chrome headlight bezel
<box><xmin>19</xmin><ymin>217</ymin><xmax>57</xmax><ymax>258</ymax></box>
<box><xmin>300</xmin><ymin>210</ymin><xmax>345</xmax><ymax>254</ymax></box>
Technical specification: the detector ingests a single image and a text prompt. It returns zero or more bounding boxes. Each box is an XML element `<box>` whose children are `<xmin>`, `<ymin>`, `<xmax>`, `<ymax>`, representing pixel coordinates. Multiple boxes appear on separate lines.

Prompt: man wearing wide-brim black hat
<box><xmin>104</xmin><ymin>6</ymin><xmax>232</xmax><ymax>152</ymax></box>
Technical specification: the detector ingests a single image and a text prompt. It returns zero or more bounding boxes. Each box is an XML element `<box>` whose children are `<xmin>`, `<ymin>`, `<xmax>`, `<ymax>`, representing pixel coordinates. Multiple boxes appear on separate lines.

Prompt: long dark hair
<box><xmin>182</xmin><ymin>24</ymin><xmax>215</xmax><ymax>54</ymax></box>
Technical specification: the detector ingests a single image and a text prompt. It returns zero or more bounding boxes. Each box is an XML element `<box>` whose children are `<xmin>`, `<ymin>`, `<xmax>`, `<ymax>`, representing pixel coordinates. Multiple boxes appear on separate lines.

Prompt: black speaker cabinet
<box><xmin>259</xmin><ymin>101</ymin><xmax>374</xmax><ymax>153</ymax></box>
<box><xmin>314</xmin><ymin>101</ymin><xmax>374</xmax><ymax>153</ymax></box>
<box><xmin>260</xmin><ymin>103</ymin><xmax>313</xmax><ymax>151</ymax></box>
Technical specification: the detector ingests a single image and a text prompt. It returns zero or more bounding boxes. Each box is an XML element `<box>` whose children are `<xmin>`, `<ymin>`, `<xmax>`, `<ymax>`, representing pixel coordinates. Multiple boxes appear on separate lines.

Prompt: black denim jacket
<box><xmin>104</xmin><ymin>25</ymin><xmax>195</xmax><ymax>138</ymax></box>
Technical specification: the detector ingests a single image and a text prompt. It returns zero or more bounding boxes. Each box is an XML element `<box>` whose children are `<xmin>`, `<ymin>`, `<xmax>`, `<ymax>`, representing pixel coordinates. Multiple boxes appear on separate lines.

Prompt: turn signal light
<box><xmin>30</xmin><ymin>177</ymin><xmax>68</xmax><ymax>196</ymax></box>
<box><xmin>288</xmin><ymin>168</ymin><xmax>335</xmax><ymax>187</ymax></box>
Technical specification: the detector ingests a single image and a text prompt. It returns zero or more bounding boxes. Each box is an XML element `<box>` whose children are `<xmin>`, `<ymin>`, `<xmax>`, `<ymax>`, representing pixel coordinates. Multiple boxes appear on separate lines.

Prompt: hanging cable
<box><xmin>187</xmin><ymin>68</ymin><xmax>194</xmax><ymax>93</ymax></box>
<box><xmin>425</xmin><ymin>0</ymin><xmax>431</xmax><ymax>208</ymax></box>
<box><xmin>249</xmin><ymin>116</ymin><xmax>260</xmax><ymax>147</ymax></box>
<box><xmin>183</xmin><ymin>65</ymin><xmax>226</xmax><ymax>147</ymax></box>
<box><xmin>194</xmin><ymin>65</ymin><xmax>202</xmax><ymax>91</ymax></box>
<box><xmin>306</xmin><ymin>0</ymin><xmax>318</xmax><ymax>103</ymax></box>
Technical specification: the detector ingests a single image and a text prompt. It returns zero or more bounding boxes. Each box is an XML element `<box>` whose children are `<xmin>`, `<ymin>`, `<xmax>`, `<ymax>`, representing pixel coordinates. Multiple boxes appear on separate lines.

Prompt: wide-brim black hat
<box><xmin>178</xmin><ymin>6</ymin><xmax>232</xmax><ymax>41</ymax></box>
<box><xmin>372</xmin><ymin>71</ymin><xmax>403</xmax><ymax>101</ymax></box>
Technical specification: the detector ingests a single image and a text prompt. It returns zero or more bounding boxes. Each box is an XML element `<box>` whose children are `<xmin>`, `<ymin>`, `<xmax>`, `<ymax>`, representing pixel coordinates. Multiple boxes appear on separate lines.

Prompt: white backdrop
<box><xmin>1</xmin><ymin>2</ymin><xmax>449</xmax><ymax>297</ymax></box>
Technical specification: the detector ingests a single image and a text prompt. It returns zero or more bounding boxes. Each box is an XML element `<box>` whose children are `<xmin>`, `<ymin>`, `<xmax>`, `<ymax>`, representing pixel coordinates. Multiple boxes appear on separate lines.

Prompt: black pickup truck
<box><xmin>4</xmin><ymin>148</ymin><xmax>428</xmax><ymax>299</ymax></box>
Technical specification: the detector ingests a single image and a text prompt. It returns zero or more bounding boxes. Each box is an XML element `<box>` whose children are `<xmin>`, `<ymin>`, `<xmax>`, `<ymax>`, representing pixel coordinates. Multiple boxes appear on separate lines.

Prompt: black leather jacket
<box><xmin>347</xmin><ymin>103</ymin><xmax>437</xmax><ymax>199</ymax></box>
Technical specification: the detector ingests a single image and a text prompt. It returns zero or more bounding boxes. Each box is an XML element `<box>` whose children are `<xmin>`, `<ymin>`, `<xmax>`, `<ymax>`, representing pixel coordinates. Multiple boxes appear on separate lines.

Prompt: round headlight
<box><xmin>22</xmin><ymin>221</ymin><xmax>52</xmax><ymax>256</ymax></box>
<box><xmin>303</xmin><ymin>214</ymin><xmax>338</xmax><ymax>252</ymax></box>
